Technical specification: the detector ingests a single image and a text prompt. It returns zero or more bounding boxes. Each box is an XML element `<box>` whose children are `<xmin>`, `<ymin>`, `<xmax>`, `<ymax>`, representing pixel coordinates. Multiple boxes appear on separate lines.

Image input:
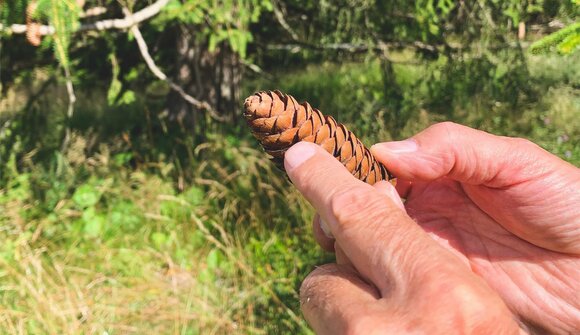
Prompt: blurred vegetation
<box><xmin>1</xmin><ymin>0</ymin><xmax>579</xmax><ymax>334</ymax></box>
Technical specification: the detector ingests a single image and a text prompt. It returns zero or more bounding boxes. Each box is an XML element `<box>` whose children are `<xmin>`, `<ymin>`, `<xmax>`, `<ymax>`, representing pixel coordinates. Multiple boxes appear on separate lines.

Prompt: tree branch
<box><xmin>122</xmin><ymin>8</ymin><xmax>224</xmax><ymax>122</ymax></box>
<box><xmin>271</xmin><ymin>0</ymin><xmax>299</xmax><ymax>41</ymax></box>
<box><xmin>266</xmin><ymin>40</ymin><xmax>440</xmax><ymax>54</ymax></box>
<box><xmin>0</xmin><ymin>0</ymin><xmax>170</xmax><ymax>35</ymax></box>
<box><xmin>265</xmin><ymin>38</ymin><xmax>529</xmax><ymax>56</ymax></box>
<box><xmin>2</xmin><ymin>0</ymin><xmax>223</xmax><ymax>121</ymax></box>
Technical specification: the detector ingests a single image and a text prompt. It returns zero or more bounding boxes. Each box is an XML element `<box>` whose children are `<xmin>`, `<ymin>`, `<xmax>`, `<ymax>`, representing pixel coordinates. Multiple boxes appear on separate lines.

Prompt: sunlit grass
<box><xmin>0</xmin><ymin>134</ymin><xmax>321</xmax><ymax>334</ymax></box>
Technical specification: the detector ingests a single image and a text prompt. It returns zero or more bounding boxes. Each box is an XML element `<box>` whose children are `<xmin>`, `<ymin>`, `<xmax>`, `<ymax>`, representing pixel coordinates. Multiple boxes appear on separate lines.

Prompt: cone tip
<box><xmin>244</xmin><ymin>94</ymin><xmax>260</xmax><ymax>113</ymax></box>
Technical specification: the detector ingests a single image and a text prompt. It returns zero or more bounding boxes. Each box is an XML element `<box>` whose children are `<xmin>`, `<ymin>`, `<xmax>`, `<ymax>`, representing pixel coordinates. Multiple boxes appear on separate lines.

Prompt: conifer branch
<box><xmin>0</xmin><ymin>0</ymin><xmax>170</xmax><ymax>35</ymax></box>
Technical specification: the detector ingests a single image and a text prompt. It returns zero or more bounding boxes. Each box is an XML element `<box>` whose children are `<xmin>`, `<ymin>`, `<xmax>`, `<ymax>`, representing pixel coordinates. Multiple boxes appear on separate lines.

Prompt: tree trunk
<box><xmin>167</xmin><ymin>25</ymin><xmax>242</xmax><ymax>131</ymax></box>
<box><xmin>380</xmin><ymin>57</ymin><xmax>403</xmax><ymax>137</ymax></box>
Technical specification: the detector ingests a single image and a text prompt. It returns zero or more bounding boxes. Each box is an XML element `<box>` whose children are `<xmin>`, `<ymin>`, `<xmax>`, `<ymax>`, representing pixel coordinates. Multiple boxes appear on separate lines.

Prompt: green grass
<box><xmin>0</xmin><ymin>133</ymin><xmax>324</xmax><ymax>334</ymax></box>
<box><xmin>1</xmin><ymin>52</ymin><xmax>579</xmax><ymax>334</ymax></box>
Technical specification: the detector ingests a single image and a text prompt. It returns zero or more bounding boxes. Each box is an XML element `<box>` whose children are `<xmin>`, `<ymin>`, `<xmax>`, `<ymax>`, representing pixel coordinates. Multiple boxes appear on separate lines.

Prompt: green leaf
<box><xmin>109</xmin><ymin>200</ymin><xmax>141</xmax><ymax>230</ymax></box>
<box><xmin>72</xmin><ymin>184</ymin><xmax>101</xmax><ymax>208</ymax></box>
<box><xmin>206</xmin><ymin>249</ymin><xmax>222</xmax><ymax>270</ymax></box>
<box><xmin>182</xmin><ymin>187</ymin><xmax>205</xmax><ymax>206</ymax></box>
<box><xmin>164</xmin><ymin>0</ymin><xmax>183</xmax><ymax>11</ymax></box>
<box><xmin>152</xmin><ymin>232</ymin><xmax>168</xmax><ymax>248</ymax></box>
<box><xmin>82</xmin><ymin>207</ymin><xmax>105</xmax><ymax>237</ymax></box>
<box><xmin>208</xmin><ymin>34</ymin><xmax>218</xmax><ymax>52</ymax></box>
<box><xmin>118</xmin><ymin>90</ymin><xmax>136</xmax><ymax>105</ymax></box>
<box><xmin>558</xmin><ymin>34</ymin><xmax>580</xmax><ymax>55</ymax></box>
<box><xmin>529</xmin><ymin>22</ymin><xmax>580</xmax><ymax>55</ymax></box>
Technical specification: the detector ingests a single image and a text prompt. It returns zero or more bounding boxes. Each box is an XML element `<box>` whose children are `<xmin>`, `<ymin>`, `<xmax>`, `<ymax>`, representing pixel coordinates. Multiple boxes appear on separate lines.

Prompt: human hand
<box><xmin>284</xmin><ymin>122</ymin><xmax>580</xmax><ymax>334</ymax></box>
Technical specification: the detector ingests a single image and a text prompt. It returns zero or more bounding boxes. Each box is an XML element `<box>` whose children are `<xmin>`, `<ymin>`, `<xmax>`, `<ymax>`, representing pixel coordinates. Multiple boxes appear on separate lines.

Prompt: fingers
<box><xmin>334</xmin><ymin>243</ymin><xmax>353</xmax><ymax>266</ymax></box>
<box><xmin>373</xmin><ymin>180</ymin><xmax>405</xmax><ymax>210</ymax></box>
<box><xmin>312</xmin><ymin>181</ymin><xmax>404</xmax><ymax>251</ymax></box>
<box><xmin>288</xmin><ymin>142</ymin><xmax>522</xmax><ymax>334</ymax></box>
<box><xmin>300</xmin><ymin>264</ymin><xmax>385</xmax><ymax>335</ymax></box>
<box><xmin>370</xmin><ymin>122</ymin><xmax>564</xmax><ymax>187</ymax></box>
<box><xmin>312</xmin><ymin>214</ymin><xmax>334</xmax><ymax>252</ymax></box>
<box><xmin>301</xmin><ymin>264</ymin><xmax>521</xmax><ymax>335</ymax></box>
<box><xmin>370</xmin><ymin>122</ymin><xmax>580</xmax><ymax>254</ymax></box>
<box><xmin>393</xmin><ymin>179</ymin><xmax>413</xmax><ymax>198</ymax></box>
<box><xmin>285</xmin><ymin>142</ymin><xmax>454</xmax><ymax>294</ymax></box>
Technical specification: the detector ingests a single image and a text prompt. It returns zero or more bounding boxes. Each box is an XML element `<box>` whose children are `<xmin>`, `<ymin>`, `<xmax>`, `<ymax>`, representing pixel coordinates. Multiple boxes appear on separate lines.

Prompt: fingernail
<box><xmin>373</xmin><ymin>139</ymin><xmax>418</xmax><ymax>154</ymax></box>
<box><xmin>320</xmin><ymin>219</ymin><xmax>334</xmax><ymax>239</ymax></box>
<box><xmin>284</xmin><ymin>142</ymin><xmax>317</xmax><ymax>172</ymax></box>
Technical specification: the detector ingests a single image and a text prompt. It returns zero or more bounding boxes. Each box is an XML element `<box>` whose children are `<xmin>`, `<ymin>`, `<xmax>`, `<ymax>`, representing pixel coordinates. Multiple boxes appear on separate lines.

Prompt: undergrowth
<box><xmin>0</xmin><ymin>52</ymin><xmax>578</xmax><ymax>334</ymax></box>
<box><xmin>0</xmin><ymin>131</ymin><xmax>323</xmax><ymax>334</ymax></box>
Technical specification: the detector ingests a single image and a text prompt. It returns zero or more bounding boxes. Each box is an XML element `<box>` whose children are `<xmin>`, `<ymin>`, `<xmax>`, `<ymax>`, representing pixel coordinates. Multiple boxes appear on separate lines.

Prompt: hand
<box><xmin>284</xmin><ymin>122</ymin><xmax>580</xmax><ymax>334</ymax></box>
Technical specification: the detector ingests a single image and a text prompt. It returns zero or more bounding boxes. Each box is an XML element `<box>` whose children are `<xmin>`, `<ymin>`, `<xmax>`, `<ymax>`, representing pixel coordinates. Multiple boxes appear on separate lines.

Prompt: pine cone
<box><xmin>243</xmin><ymin>90</ymin><xmax>393</xmax><ymax>185</ymax></box>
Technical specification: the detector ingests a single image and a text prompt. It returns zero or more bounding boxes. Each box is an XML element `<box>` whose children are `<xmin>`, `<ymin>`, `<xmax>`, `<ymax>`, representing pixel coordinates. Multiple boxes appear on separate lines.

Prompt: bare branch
<box><xmin>266</xmin><ymin>40</ymin><xmax>439</xmax><ymax>53</ymax></box>
<box><xmin>60</xmin><ymin>66</ymin><xmax>77</xmax><ymax>151</ymax></box>
<box><xmin>79</xmin><ymin>7</ymin><xmax>108</xmax><ymax>18</ymax></box>
<box><xmin>240</xmin><ymin>59</ymin><xmax>274</xmax><ymax>81</ymax></box>
<box><xmin>122</xmin><ymin>8</ymin><xmax>224</xmax><ymax>122</ymax></box>
<box><xmin>271</xmin><ymin>0</ymin><xmax>299</xmax><ymax>41</ymax></box>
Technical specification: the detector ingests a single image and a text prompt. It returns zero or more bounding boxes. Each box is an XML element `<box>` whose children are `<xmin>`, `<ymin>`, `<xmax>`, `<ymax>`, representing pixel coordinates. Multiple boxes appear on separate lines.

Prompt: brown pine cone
<box><xmin>243</xmin><ymin>90</ymin><xmax>393</xmax><ymax>185</ymax></box>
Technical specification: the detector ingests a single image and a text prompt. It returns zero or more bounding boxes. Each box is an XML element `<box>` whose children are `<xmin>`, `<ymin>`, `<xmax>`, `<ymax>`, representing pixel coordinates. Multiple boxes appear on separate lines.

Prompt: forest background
<box><xmin>1</xmin><ymin>0</ymin><xmax>579</xmax><ymax>333</ymax></box>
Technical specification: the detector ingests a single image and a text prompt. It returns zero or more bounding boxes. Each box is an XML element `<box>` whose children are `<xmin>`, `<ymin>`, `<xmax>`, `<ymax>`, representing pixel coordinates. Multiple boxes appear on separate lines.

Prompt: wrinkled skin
<box><xmin>284</xmin><ymin>122</ymin><xmax>580</xmax><ymax>334</ymax></box>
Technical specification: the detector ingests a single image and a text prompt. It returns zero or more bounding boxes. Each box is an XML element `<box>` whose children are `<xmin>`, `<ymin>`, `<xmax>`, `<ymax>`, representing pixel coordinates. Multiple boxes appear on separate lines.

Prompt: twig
<box><xmin>60</xmin><ymin>66</ymin><xmax>77</xmax><ymax>151</ymax></box>
<box><xmin>79</xmin><ymin>6</ymin><xmax>107</xmax><ymax>18</ymax></box>
<box><xmin>123</xmin><ymin>8</ymin><xmax>224</xmax><ymax>122</ymax></box>
<box><xmin>271</xmin><ymin>0</ymin><xmax>299</xmax><ymax>41</ymax></box>
<box><xmin>240</xmin><ymin>59</ymin><xmax>272</xmax><ymax>78</ymax></box>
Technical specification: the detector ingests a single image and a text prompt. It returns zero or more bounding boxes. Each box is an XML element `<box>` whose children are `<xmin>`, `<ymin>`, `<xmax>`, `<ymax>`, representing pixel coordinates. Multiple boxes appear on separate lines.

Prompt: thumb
<box><xmin>283</xmin><ymin>141</ymin><xmax>463</xmax><ymax>295</ymax></box>
<box><xmin>371</xmin><ymin>122</ymin><xmax>560</xmax><ymax>187</ymax></box>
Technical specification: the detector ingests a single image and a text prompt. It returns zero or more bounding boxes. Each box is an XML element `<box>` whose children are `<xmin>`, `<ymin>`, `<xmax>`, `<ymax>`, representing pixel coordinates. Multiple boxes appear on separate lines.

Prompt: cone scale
<box><xmin>243</xmin><ymin>90</ymin><xmax>393</xmax><ymax>185</ymax></box>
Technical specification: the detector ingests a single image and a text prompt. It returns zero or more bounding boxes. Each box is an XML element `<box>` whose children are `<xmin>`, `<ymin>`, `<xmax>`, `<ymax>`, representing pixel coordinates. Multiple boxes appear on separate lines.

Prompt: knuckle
<box><xmin>429</xmin><ymin>121</ymin><xmax>463</xmax><ymax>136</ymax></box>
<box><xmin>300</xmin><ymin>264</ymin><xmax>340</xmax><ymax>300</ymax></box>
<box><xmin>509</xmin><ymin>137</ymin><xmax>539</xmax><ymax>150</ymax></box>
<box><xmin>431</xmin><ymin>122</ymin><xmax>467</xmax><ymax>146</ymax></box>
<box><xmin>420</xmin><ymin>121</ymin><xmax>465</xmax><ymax>154</ymax></box>
<box><xmin>506</xmin><ymin>137</ymin><xmax>547</xmax><ymax>163</ymax></box>
<box><xmin>329</xmin><ymin>186</ymin><xmax>385</xmax><ymax>228</ymax></box>
<box><xmin>436</xmin><ymin>120</ymin><xmax>461</xmax><ymax>130</ymax></box>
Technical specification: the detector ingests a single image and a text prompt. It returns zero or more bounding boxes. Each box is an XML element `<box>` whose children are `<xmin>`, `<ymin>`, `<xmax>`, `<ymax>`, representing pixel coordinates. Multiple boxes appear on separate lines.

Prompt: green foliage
<box><xmin>35</xmin><ymin>0</ymin><xmax>81</xmax><ymax>70</ymax></box>
<box><xmin>0</xmin><ymin>0</ymin><xmax>28</xmax><ymax>26</ymax></box>
<box><xmin>157</xmin><ymin>0</ymin><xmax>273</xmax><ymax>58</ymax></box>
<box><xmin>530</xmin><ymin>22</ymin><xmax>580</xmax><ymax>55</ymax></box>
<box><xmin>496</xmin><ymin>0</ymin><xmax>545</xmax><ymax>27</ymax></box>
<box><xmin>415</xmin><ymin>0</ymin><xmax>455</xmax><ymax>39</ymax></box>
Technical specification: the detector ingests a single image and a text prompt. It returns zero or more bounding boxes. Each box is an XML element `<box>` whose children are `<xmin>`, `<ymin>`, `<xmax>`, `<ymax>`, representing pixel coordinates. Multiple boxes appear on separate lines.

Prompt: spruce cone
<box><xmin>243</xmin><ymin>90</ymin><xmax>393</xmax><ymax>185</ymax></box>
